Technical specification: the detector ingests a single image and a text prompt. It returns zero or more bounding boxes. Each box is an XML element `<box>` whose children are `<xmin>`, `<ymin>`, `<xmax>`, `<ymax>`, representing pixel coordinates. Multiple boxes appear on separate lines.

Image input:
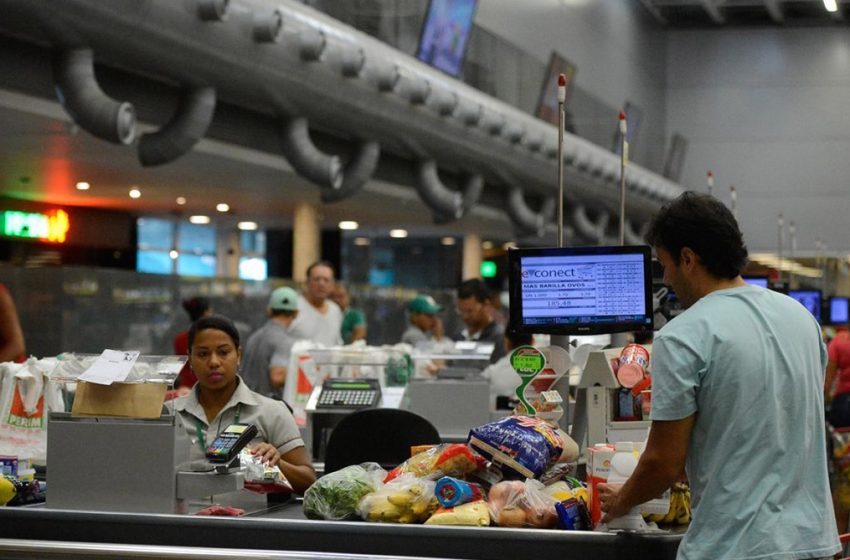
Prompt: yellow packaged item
<box><xmin>425</xmin><ymin>500</ymin><xmax>490</xmax><ymax>526</ymax></box>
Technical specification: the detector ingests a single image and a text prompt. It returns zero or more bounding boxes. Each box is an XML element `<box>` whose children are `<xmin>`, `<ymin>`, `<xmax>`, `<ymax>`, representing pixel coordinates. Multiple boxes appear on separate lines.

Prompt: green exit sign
<box><xmin>480</xmin><ymin>260</ymin><xmax>497</xmax><ymax>278</ymax></box>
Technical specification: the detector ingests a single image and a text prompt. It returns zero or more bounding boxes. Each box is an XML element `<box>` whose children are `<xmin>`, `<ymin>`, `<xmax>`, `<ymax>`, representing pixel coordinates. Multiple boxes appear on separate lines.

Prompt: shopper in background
<box><xmin>330</xmin><ymin>282</ymin><xmax>366</xmax><ymax>345</ymax></box>
<box><xmin>401</xmin><ymin>294</ymin><xmax>444</xmax><ymax>346</ymax></box>
<box><xmin>825</xmin><ymin>322</ymin><xmax>850</xmax><ymax>532</ymax></box>
<box><xmin>598</xmin><ymin>192</ymin><xmax>839</xmax><ymax>559</ymax></box>
<box><xmin>173</xmin><ymin>296</ymin><xmax>212</xmax><ymax>391</ymax></box>
<box><xmin>453</xmin><ymin>279</ymin><xmax>505</xmax><ymax>364</ymax></box>
<box><xmin>240</xmin><ymin>287</ymin><xmax>300</xmax><ymax>400</ymax></box>
<box><xmin>0</xmin><ymin>283</ymin><xmax>24</xmax><ymax>363</ymax></box>
<box><xmin>174</xmin><ymin>314</ymin><xmax>316</xmax><ymax>494</ymax></box>
<box><xmin>290</xmin><ymin>261</ymin><xmax>343</xmax><ymax>347</ymax></box>
<box><xmin>479</xmin><ymin>330</ymin><xmax>533</xmax><ymax>410</ymax></box>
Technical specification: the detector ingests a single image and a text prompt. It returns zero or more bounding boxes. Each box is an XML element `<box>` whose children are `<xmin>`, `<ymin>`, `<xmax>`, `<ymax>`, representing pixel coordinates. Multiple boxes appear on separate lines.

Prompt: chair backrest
<box><xmin>323</xmin><ymin>408</ymin><xmax>441</xmax><ymax>475</ymax></box>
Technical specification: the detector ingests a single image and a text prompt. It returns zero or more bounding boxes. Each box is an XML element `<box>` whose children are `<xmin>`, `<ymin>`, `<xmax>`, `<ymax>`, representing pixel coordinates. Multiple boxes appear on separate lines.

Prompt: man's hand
<box><xmin>598</xmin><ymin>483</ymin><xmax>631</xmax><ymax>524</ymax></box>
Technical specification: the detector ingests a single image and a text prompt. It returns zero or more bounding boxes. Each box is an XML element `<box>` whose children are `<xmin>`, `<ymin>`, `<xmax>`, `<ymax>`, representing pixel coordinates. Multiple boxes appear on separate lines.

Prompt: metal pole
<box><xmin>557</xmin><ymin>74</ymin><xmax>566</xmax><ymax>248</ymax></box>
<box><xmin>618</xmin><ymin>110</ymin><xmax>627</xmax><ymax>246</ymax></box>
<box><xmin>789</xmin><ymin>221</ymin><xmax>796</xmax><ymax>288</ymax></box>
<box><xmin>707</xmin><ymin>170</ymin><xmax>714</xmax><ymax>197</ymax></box>
<box><xmin>777</xmin><ymin>213</ymin><xmax>784</xmax><ymax>283</ymax></box>
<box><xmin>730</xmin><ymin>185</ymin><xmax>737</xmax><ymax>221</ymax></box>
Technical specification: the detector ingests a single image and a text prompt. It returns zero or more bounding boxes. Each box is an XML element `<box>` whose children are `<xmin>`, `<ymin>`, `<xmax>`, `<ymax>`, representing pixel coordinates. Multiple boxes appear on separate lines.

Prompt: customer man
<box><xmin>330</xmin><ymin>282</ymin><xmax>367</xmax><ymax>344</ymax></box>
<box><xmin>452</xmin><ymin>279</ymin><xmax>505</xmax><ymax>363</ymax></box>
<box><xmin>290</xmin><ymin>261</ymin><xmax>343</xmax><ymax>347</ymax></box>
<box><xmin>598</xmin><ymin>192</ymin><xmax>840</xmax><ymax>559</ymax></box>
<box><xmin>401</xmin><ymin>294</ymin><xmax>444</xmax><ymax>346</ymax></box>
<box><xmin>240</xmin><ymin>286</ymin><xmax>299</xmax><ymax>399</ymax></box>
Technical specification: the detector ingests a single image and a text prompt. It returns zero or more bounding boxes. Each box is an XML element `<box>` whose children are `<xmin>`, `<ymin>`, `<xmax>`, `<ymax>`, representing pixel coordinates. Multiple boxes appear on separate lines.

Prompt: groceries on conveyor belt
<box><xmin>302</xmin><ymin>412</ymin><xmax>691</xmax><ymax>530</ymax></box>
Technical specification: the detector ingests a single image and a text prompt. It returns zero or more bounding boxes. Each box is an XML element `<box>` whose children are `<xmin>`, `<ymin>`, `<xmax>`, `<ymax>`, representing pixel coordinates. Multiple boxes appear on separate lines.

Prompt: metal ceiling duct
<box><xmin>52</xmin><ymin>48</ymin><xmax>137</xmax><ymax>145</ymax></box>
<box><xmin>138</xmin><ymin>86</ymin><xmax>217</xmax><ymax>167</ymax></box>
<box><xmin>320</xmin><ymin>140</ymin><xmax>381</xmax><ymax>203</ymax></box>
<box><xmin>416</xmin><ymin>160</ymin><xmax>482</xmax><ymax>222</ymax></box>
<box><xmin>505</xmin><ymin>188</ymin><xmax>557</xmax><ymax>238</ymax></box>
<box><xmin>279</xmin><ymin>117</ymin><xmax>343</xmax><ymax>190</ymax></box>
<box><xmin>572</xmin><ymin>204</ymin><xmax>610</xmax><ymax>244</ymax></box>
<box><xmin>0</xmin><ymin>0</ymin><xmax>687</xmax><ymax>224</ymax></box>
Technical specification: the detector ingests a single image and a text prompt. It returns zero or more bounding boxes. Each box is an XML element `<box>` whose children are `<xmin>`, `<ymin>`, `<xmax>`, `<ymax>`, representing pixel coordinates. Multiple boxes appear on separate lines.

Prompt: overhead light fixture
<box><xmin>482</xmin><ymin>241</ymin><xmax>494</xmax><ymax>250</ymax></box>
<box><xmin>440</xmin><ymin>237</ymin><xmax>456</xmax><ymax>246</ymax></box>
<box><xmin>389</xmin><ymin>229</ymin><xmax>408</xmax><ymax>238</ymax></box>
<box><xmin>129</xmin><ymin>188</ymin><xmax>141</xmax><ymax>199</ymax></box>
<box><xmin>354</xmin><ymin>237</ymin><xmax>371</xmax><ymax>246</ymax></box>
<box><xmin>503</xmin><ymin>242</ymin><xmax>517</xmax><ymax>250</ymax></box>
<box><xmin>824</xmin><ymin>0</ymin><xmax>838</xmax><ymax>12</ymax></box>
<box><xmin>176</xmin><ymin>196</ymin><xmax>187</xmax><ymax>205</ymax></box>
<box><xmin>189</xmin><ymin>215</ymin><xmax>211</xmax><ymax>224</ymax></box>
<box><xmin>338</xmin><ymin>220</ymin><xmax>359</xmax><ymax>230</ymax></box>
<box><xmin>216</xmin><ymin>203</ymin><xmax>230</xmax><ymax>212</ymax></box>
<box><xmin>75</xmin><ymin>181</ymin><xmax>90</xmax><ymax>191</ymax></box>
<box><xmin>169</xmin><ymin>250</ymin><xmax>179</xmax><ymax>260</ymax></box>
<box><xmin>237</xmin><ymin>221</ymin><xmax>258</xmax><ymax>231</ymax></box>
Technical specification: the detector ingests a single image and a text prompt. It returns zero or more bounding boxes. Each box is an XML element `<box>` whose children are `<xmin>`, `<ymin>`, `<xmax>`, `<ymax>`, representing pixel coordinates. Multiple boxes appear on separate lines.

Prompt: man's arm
<box><xmin>0</xmin><ymin>288</ymin><xmax>25</xmax><ymax>362</ymax></box>
<box><xmin>825</xmin><ymin>359</ymin><xmax>839</xmax><ymax>404</ymax></box>
<box><xmin>598</xmin><ymin>414</ymin><xmax>695</xmax><ymax>523</ymax></box>
<box><xmin>270</xmin><ymin>366</ymin><xmax>287</xmax><ymax>389</ymax></box>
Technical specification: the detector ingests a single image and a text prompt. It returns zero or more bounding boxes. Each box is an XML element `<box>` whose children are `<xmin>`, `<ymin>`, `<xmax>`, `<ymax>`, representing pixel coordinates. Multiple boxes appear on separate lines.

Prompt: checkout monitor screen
<box><xmin>828</xmin><ymin>296</ymin><xmax>849</xmax><ymax>325</ymax></box>
<box><xmin>788</xmin><ymin>289</ymin><xmax>822</xmax><ymax>323</ymax></box>
<box><xmin>507</xmin><ymin>245</ymin><xmax>654</xmax><ymax>336</ymax></box>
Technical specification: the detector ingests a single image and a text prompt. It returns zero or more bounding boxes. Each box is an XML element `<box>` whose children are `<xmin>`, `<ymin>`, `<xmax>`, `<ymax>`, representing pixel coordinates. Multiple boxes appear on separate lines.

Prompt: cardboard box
<box><xmin>71</xmin><ymin>382</ymin><xmax>167</xmax><ymax>419</ymax></box>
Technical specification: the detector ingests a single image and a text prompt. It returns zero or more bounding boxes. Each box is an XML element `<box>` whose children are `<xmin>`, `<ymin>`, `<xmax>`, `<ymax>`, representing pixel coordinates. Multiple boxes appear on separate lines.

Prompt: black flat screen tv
<box><xmin>827</xmin><ymin>296</ymin><xmax>849</xmax><ymax>326</ymax></box>
<box><xmin>507</xmin><ymin>245</ymin><xmax>654</xmax><ymax>335</ymax></box>
<box><xmin>788</xmin><ymin>289</ymin><xmax>822</xmax><ymax>323</ymax></box>
<box><xmin>415</xmin><ymin>0</ymin><xmax>478</xmax><ymax>77</ymax></box>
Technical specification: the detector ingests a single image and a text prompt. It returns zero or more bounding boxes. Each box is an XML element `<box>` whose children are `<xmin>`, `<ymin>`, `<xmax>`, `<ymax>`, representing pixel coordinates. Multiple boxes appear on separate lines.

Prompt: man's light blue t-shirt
<box><xmin>651</xmin><ymin>285</ymin><xmax>840</xmax><ymax>560</ymax></box>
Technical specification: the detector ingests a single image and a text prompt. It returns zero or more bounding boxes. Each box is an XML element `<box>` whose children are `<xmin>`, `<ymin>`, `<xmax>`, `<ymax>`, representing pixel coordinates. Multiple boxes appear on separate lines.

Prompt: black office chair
<box><xmin>323</xmin><ymin>408</ymin><xmax>441</xmax><ymax>475</ymax></box>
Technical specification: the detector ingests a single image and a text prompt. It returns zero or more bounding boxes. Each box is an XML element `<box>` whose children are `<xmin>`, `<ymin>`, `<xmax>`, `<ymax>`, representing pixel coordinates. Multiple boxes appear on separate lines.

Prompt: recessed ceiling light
<box><xmin>75</xmin><ymin>181</ymin><xmax>90</xmax><ymax>191</ymax></box>
<box><xmin>169</xmin><ymin>250</ymin><xmax>179</xmax><ymax>260</ymax></box>
<box><xmin>339</xmin><ymin>221</ymin><xmax>359</xmax><ymax>230</ymax></box>
<box><xmin>440</xmin><ymin>237</ymin><xmax>456</xmax><ymax>246</ymax></box>
<box><xmin>389</xmin><ymin>229</ymin><xmax>408</xmax><ymax>238</ymax></box>
<box><xmin>129</xmin><ymin>188</ymin><xmax>141</xmax><ymax>199</ymax></box>
<box><xmin>176</xmin><ymin>196</ymin><xmax>187</xmax><ymax>205</ymax></box>
<box><xmin>503</xmin><ymin>242</ymin><xmax>517</xmax><ymax>250</ymax></box>
<box><xmin>824</xmin><ymin>0</ymin><xmax>838</xmax><ymax>12</ymax></box>
<box><xmin>238</xmin><ymin>221</ymin><xmax>258</xmax><ymax>231</ymax></box>
<box><xmin>216</xmin><ymin>203</ymin><xmax>230</xmax><ymax>212</ymax></box>
<box><xmin>354</xmin><ymin>237</ymin><xmax>371</xmax><ymax>246</ymax></box>
<box><xmin>189</xmin><ymin>215</ymin><xmax>211</xmax><ymax>224</ymax></box>
<box><xmin>482</xmin><ymin>241</ymin><xmax>494</xmax><ymax>250</ymax></box>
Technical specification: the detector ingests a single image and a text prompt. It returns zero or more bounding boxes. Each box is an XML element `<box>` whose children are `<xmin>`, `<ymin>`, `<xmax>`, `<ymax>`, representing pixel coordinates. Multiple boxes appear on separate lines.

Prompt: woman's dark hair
<box><xmin>182</xmin><ymin>296</ymin><xmax>211</xmax><ymax>322</ymax></box>
<box><xmin>645</xmin><ymin>191</ymin><xmax>748</xmax><ymax>280</ymax></box>
<box><xmin>188</xmin><ymin>315</ymin><xmax>240</xmax><ymax>351</ymax></box>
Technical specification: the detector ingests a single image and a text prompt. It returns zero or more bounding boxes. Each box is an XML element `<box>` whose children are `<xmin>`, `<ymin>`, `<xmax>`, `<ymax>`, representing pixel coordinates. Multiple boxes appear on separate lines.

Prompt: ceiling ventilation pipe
<box><xmin>319</xmin><ymin>140</ymin><xmax>380</xmax><ymax>203</ymax></box>
<box><xmin>138</xmin><ymin>86</ymin><xmax>216</xmax><ymax>166</ymax></box>
<box><xmin>52</xmin><ymin>48</ymin><xmax>137</xmax><ymax>145</ymax></box>
<box><xmin>197</xmin><ymin>0</ymin><xmax>229</xmax><ymax>21</ymax></box>
<box><xmin>279</xmin><ymin>117</ymin><xmax>342</xmax><ymax>189</ymax></box>
<box><xmin>505</xmin><ymin>188</ymin><xmax>556</xmax><ymax>238</ymax></box>
<box><xmin>572</xmin><ymin>204</ymin><xmax>610</xmax><ymax>244</ymax></box>
<box><xmin>415</xmin><ymin>159</ymin><xmax>483</xmax><ymax>222</ymax></box>
<box><xmin>622</xmin><ymin>219</ymin><xmax>647</xmax><ymax>246</ymax></box>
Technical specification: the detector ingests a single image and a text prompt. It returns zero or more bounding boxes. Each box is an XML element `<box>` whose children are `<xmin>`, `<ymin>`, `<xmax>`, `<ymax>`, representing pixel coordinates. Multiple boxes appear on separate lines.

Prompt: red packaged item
<box><xmin>617</xmin><ymin>344</ymin><xmax>649</xmax><ymax>388</ymax></box>
<box><xmin>384</xmin><ymin>443</ymin><xmax>485</xmax><ymax>483</ymax></box>
<box><xmin>195</xmin><ymin>504</ymin><xmax>245</xmax><ymax>516</ymax></box>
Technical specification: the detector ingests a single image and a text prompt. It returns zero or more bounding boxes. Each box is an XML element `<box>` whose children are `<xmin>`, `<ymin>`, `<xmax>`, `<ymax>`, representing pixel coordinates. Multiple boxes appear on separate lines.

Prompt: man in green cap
<box><xmin>401</xmin><ymin>294</ymin><xmax>444</xmax><ymax>346</ymax></box>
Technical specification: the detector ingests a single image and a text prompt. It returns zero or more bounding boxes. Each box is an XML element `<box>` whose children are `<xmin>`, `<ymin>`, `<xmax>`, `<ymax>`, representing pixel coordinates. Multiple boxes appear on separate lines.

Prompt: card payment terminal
<box><xmin>316</xmin><ymin>378</ymin><xmax>381</xmax><ymax>409</ymax></box>
<box><xmin>205</xmin><ymin>423</ymin><xmax>258</xmax><ymax>463</ymax></box>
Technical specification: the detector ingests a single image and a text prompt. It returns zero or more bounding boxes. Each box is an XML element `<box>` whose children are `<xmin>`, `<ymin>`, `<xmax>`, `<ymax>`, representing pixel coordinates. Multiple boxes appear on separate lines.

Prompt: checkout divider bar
<box><xmin>0</xmin><ymin>539</ymin><xmax>460</xmax><ymax>560</ymax></box>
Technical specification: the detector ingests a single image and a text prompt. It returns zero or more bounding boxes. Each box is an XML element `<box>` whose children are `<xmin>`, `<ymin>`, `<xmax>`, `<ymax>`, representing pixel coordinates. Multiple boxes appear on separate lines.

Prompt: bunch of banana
<box><xmin>361</xmin><ymin>483</ymin><xmax>438</xmax><ymax>523</ymax></box>
<box><xmin>643</xmin><ymin>482</ymin><xmax>691</xmax><ymax>525</ymax></box>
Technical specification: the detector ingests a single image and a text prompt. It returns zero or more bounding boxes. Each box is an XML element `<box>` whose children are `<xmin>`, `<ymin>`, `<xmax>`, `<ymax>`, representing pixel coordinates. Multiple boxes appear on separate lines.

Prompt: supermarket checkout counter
<box><xmin>0</xmin><ymin>503</ymin><xmax>683</xmax><ymax>560</ymax></box>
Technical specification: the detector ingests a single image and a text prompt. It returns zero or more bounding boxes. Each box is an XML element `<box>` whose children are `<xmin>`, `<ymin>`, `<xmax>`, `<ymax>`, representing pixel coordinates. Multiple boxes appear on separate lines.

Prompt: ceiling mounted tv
<box><xmin>507</xmin><ymin>245</ymin><xmax>654</xmax><ymax>336</ymax></box>
<box><xmin>415</xmin><ymin>0</ymin><xmax>478</xmax><ymax>77</ymax></box>
<box><xmin>535</xmin><ymin>51</ymin><xmax>577</xmax><ymax>127</ymax></box>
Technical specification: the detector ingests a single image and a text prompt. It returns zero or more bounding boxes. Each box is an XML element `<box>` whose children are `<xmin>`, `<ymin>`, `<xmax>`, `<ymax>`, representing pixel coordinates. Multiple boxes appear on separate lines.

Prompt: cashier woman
<box><xmin>174</xmin><ymin>314</ymin><xmax>317</xmax><ymax>494</ymax></box>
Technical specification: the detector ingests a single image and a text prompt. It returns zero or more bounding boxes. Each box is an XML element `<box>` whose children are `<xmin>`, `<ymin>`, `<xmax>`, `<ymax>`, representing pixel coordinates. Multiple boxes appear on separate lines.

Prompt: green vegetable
<box><xmin>303</xmin><ymin>463</ymin><xmax>385</xmax><ymax>520</ymax></box>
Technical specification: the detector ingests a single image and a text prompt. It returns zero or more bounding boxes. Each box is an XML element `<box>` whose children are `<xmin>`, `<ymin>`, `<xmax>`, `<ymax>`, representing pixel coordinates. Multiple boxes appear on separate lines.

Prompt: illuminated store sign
<box><xmin>1</xmin><ymin>209</ymin><xmax>70</xmax><ymax>243</ymax></box>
